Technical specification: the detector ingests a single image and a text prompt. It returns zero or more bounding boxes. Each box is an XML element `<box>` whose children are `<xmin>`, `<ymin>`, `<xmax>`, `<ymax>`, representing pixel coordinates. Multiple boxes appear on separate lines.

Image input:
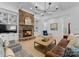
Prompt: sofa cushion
<box><xmin>63</xmin><ymin>47</ymin><xmax>79</xmax><ymax>57</ymax></box>
<box><xmin>71</xmin><ymin>47</ymin><xmax>79</xmax><ymax>57</ymax></box>
<box><xmin>0</xmin><ymin>39</ymin><xmax>4</xmax><ymax>57</ymax></box>
<box><xmin>67</xmin><ymin>35</ymin><xmax>77</xmax><ymax>47</ymax></box>
<box><xmin>9</xmin><ymin>40</ymin><xmax>16</xmax><ymax>46</ymax></box>
<box><xmin>52</xmin><ymin>46</ymin><xmax>65</xmax><ymax>56</ymax></box>
<box><xmin>74</xmin><ymin>39</ymin><xmax>79</xmax><ymax>48</ymax></box>
<box><xmin>63</xmin><ymin>47</ymin><xmax>74</xmax><ymax>57</ymax></box>
<box><xmin>45</xmin><ymin>51</ymin><xmax>59</xmax><ymax>57</ymax></box>
<box><xmin>10</xmin><ymin>44</ymin><xmax>22</xmax><ymax>53</ymax></box>
<box><xmin>0</xmin><ymin>38</ymin><xmax>3</xmax><ymax>45</ymax></box>
<box><xmin>57</xmin><ymin>39</ymin><xmax>69</xmax><ymax>48</ymax></box>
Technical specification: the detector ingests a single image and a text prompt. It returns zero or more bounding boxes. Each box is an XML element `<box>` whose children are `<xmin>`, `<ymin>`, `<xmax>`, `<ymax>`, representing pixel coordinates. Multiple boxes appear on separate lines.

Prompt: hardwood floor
<box><xmin>19</xmin><ymin>37</ymin><xmax>61</xmax><ymax>57</ymax></box>
<box><xmin>19</xmin><ymin>39</ymin><xmax>45</xmax><ymax>57</ymax></box>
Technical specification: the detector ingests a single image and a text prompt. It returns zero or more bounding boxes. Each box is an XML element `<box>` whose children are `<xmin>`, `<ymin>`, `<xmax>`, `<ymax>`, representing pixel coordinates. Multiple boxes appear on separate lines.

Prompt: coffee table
<box><xmin>34</xmin><ymin>37</ymin><xmax>56</xmax><ymax>52</ymax></box>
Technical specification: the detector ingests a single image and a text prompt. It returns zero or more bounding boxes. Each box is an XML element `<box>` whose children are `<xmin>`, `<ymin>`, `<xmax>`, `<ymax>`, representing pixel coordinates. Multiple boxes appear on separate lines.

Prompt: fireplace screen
<box><xmin>23</xmin><ymin>30</ymin><xmax>32</xmax><ymax>37</ymax></box>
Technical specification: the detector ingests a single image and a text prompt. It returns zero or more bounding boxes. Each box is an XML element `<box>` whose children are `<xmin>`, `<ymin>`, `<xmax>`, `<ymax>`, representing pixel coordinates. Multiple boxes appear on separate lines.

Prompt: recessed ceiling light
<box><xmin>40</xmin><ymin>13</ymin><xmax>44</xmax><ymax>16</ymax></box>
<box><xmin>30</xmin><ymin>7</ymin><xmax>33</xmax><ymax>10</ymax></box>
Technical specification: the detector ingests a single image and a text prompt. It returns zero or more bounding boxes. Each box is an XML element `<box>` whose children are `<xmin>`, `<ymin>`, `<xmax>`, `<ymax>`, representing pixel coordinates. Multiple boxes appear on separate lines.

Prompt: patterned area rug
<box><xmin>14</xmin><ymin>49</ymin><xmax>33</xmax><ymax>57</ymax></box>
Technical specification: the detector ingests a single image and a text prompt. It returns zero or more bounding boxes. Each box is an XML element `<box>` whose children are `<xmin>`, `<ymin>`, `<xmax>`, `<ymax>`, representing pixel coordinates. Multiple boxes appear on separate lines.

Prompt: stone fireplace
<box><xmin>19</xmin><ymin>9</ymin><xmax>34</xmax><ymax>40</ymax></box>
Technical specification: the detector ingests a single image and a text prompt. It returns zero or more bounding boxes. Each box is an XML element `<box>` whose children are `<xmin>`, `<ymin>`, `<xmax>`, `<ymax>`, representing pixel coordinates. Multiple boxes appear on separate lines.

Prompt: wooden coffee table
<box><xmin>34</xmin><ymin>37</ymin><xmax>56</xmax><ymax>52</ymax></box>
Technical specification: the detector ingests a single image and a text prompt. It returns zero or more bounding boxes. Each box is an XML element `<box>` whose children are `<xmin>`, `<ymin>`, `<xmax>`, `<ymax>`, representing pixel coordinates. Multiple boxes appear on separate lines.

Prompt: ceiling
<box><xmin>20</xmin><ymin>2</ymin><xmax>79</xmax><ymax>18</ymax></box>
<box><xmin>0</xmin><ymin>2</ymin><xmax>79</xmax><ymax>18</ymax></box>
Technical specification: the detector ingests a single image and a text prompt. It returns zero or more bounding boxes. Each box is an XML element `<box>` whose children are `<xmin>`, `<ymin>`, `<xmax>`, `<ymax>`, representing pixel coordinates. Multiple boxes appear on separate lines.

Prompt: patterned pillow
<box><xmin>63</xmin><ymin>47</ymin><xmax>73</xmax><ymax>57</ymax></box>
<box><xmin>71</xmin><ymin>47</ymin><xmax>79</xmax><ymax>57</ymax></box>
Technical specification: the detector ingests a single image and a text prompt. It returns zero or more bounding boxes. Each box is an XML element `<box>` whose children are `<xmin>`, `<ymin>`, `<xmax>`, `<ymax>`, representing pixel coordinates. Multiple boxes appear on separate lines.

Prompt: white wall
<box><xmin>34</xmin><ymin>17</ymin><xmax>44</xmax><ymax>36</ymax></box>
<box><xmin>0</xmin><ymin>2</ymin><xmax>19</xmax><ymax>12</ymax></box>
<box><xmin>46</xmin><ymin>18</ymin><xmax>64</xmax><ymax>39</ymax></box>
<box><xmin>45</xmin><ymin>6</ymin><xmax>79</xmax><ymax>38</ymax></box>
<box><xmin>54</xmin><ymin>6</ymin><xmax>79</xmax><ymax>35</ymax></box>
<box><xmin>68</xmin><ymin>7</ymin><xmax>79</xmax><ymax>35</ymax></box>
<box><xmin>35</xmin><ymin>5</ymin><xmax>79</xmax><ymax>42</ymax></box>
<box><xmin>34</xmin><ymin>17</ymin><xmax>64</xmax><ymax>39</ymax></box>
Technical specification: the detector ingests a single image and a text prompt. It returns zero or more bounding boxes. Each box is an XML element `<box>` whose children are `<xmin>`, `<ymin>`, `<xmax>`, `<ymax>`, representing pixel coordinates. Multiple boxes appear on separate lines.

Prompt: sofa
<box><xmin>0</xmin><ymin>38</ymin><xmax>4</xmax><ymax>57</ymax></box>
<box><xmin>5</xmin><ymin>40</ymin><xmax>33</xmax><ymax>57</ymax></box>
<box><xmin>63</xmin><ymin>35</ymin><xmax>79</xmax><ymax>57</ymax></box>
<box><xmin>0</xmin><ymin>38</ymin><xmax>33</xmax><ymax>57</ymax></box>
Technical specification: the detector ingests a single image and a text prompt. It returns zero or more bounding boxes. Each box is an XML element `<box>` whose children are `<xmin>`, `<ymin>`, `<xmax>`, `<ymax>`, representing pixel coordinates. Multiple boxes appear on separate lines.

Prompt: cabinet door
<box><xmin>0</xmin><ymin>12</ymin><xmax>8</xmax><ymax>24</ymax></box>
<box><xmin>8</xmin><ymin>14</ymin><xmax>17</xmax><ymax>25</ymax></box>
<box><xmin>0</xmin><ymin>10</ymin><xmax>3</xmax><ymax>24</ymax></box>
<box><xmin>0</xmin><ymin>11</ymin><xmax>2</xmax><ymax>24</ymax></box>
<box><xmin>2</xmin><ymin>12</ymin><xmax>8</xmax><ymax>24</ymax></box>
<box><xmin>0</xmin><ymin>34</ymin><xmax>8</xmax><ymax>41</ymax></box>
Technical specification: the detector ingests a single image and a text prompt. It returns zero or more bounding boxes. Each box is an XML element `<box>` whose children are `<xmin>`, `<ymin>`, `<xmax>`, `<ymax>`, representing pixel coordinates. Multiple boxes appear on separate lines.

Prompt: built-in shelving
<box><xmin>0</xmin><ymin>8</ymin><xmax>17</xmax><ymax>25</ymax></box>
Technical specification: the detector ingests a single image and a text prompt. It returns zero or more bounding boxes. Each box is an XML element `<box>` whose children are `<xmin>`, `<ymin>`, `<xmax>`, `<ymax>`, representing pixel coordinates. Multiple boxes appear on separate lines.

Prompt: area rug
<box><xmin>14</xmin><ymin>49</ymin><xmax>33</xmax><ymax>57</ymax></box>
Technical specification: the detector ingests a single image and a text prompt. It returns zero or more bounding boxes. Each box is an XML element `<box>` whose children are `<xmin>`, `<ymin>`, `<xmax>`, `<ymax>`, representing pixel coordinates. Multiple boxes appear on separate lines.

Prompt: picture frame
<box><xmin>50</xmin><ymin>23</ymin><xmax>58</xmax><ymax>30</ymax></box>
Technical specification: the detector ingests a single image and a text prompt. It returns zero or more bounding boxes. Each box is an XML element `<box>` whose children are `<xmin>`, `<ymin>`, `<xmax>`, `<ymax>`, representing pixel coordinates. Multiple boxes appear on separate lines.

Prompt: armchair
<box><xmin>45</xmin><ymin>38</ymin><xmax>70</xmax><ymax>57</ymax></box>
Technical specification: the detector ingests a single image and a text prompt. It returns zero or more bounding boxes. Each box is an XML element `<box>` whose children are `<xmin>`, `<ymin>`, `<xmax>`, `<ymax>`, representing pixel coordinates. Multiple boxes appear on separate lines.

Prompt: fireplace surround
<box><xmin>19</xmin><ymin>9</ymin><xmax>34</xmax><ymax>40</ymax></box>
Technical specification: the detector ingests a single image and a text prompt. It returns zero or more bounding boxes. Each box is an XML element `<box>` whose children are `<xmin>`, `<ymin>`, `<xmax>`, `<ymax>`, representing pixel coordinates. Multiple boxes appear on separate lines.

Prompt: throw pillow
<box><xmin>4</xmin><ymin>40</ymin><xmax>10</xmax><ymax>47</ymax></box>
<box><xmin>67</xmin><ymin>35</ymin><xmax>77</xmax><ymax>47</ymax></box>
<box><xmin>0</xmin><ymin>38</ymin><xmax>3</xmax><ymax>45</ymax></box>
<box><xmin>74</xmin><ymin>39</ymin><xmax>79</xmax><ymax>48</ymax></box>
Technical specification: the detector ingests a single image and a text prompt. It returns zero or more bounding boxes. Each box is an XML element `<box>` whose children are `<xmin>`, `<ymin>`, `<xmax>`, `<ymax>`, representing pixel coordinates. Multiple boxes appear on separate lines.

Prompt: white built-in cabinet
<box><xmin>0</xmin><ymin>8</ymin><xmax>17</xmax><ymax>25</ymax></box>
<box><xmin>0</xmin><ymin>8</ymin><xmax>18</xmax><ymax>41</ymax></box>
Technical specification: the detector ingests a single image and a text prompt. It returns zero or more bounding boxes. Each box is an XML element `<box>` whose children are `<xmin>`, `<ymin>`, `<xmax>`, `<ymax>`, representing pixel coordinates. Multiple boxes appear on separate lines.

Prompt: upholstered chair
<box><xmin>45</xmin><ymin>38</ymin><xmax>70</xmax><ymax>57</ymax></box>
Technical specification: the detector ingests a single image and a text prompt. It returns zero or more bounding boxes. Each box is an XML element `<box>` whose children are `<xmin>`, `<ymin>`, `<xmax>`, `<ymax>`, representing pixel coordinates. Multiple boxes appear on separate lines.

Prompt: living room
<box><xmin>0</xmin><ymin>2</ymin><xmax>79</xmax><ymax>57</ymax></box>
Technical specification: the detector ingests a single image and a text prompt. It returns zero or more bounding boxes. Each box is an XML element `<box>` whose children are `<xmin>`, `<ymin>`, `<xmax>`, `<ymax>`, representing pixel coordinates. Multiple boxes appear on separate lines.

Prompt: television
<box><xmin>0</xmin><ymin>24</ymin><xmax>7</xmax><ymax>33</ymax></box>
<box><xmin>0</xmin><ymin>24</ymin><xmax>17</xmax><ymax>33</ymax></box>
<box><xmin>6</xmin><ymin>25</ymin><xmax>17</xmax><ymax>32</ymax></box>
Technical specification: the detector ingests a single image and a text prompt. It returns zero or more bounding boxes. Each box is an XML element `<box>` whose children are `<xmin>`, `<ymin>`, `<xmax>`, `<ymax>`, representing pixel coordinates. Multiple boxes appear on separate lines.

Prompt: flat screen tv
<box><xmin>0</xmin><ymin>24</ymin><xmax>7</xmax><ymax>33</ymax></box>
<box><xmin>0</xmin><ymin>24</ymin><xmax>17</xmax><ymax>33</ymax></box>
